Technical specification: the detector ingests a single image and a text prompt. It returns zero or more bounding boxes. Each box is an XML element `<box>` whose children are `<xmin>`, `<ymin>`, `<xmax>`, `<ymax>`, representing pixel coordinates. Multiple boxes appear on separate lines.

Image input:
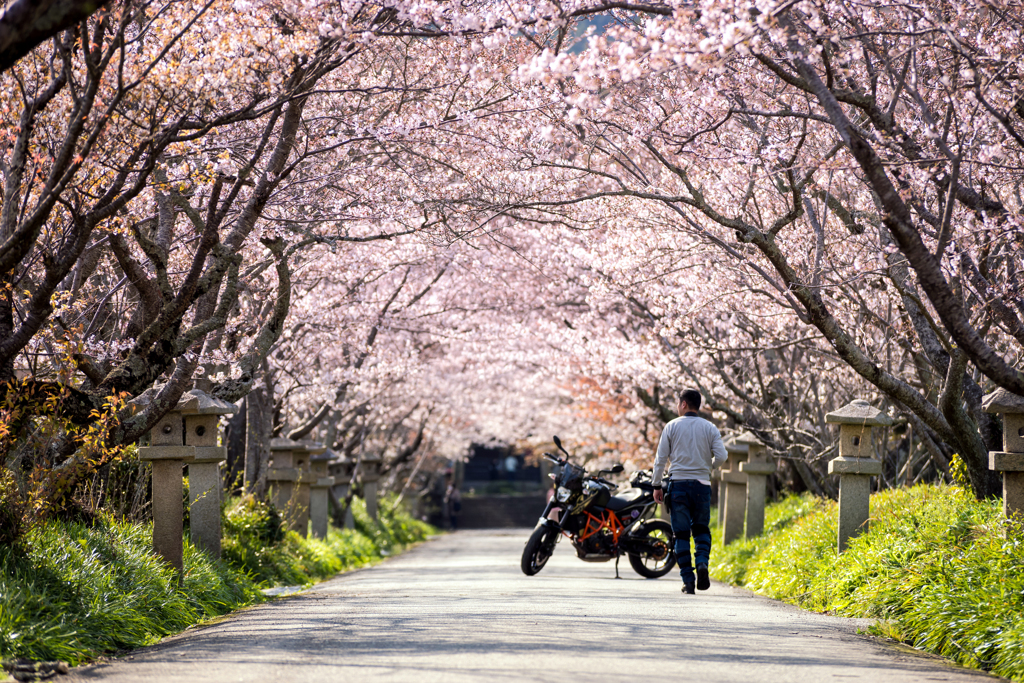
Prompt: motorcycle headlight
<box><xmin>555</xmin><ymin>486</ymin><xmax>571</xmax><ymax>502</ymax></box>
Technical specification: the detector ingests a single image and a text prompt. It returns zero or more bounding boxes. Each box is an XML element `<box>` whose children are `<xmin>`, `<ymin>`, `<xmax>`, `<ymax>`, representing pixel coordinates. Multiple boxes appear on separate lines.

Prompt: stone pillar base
<box><xmin>990</xmin><ymin>452</ymin><xmax>1024</xmax><ymax>535</ymax></box>
<box><xmin>722</xmin><ymin>478</ymin><xmax>746</xmax><ymax>545</ymax></box>
<box><xmin>829</xmin><ymin>457</ymin><xmax>880</xmax><ymax>553</ymax></box>
<box><xmin>310</xmin><ymin>477</ymin><xmax>333</xmax><ymax>540</ymax></box>
<box><xmin>151</xmin><ymin>459</ymin><xmax>185</xmax><ymax>572</ymax></box>
<box><xmin>739</xmin><ymin>460</ymin><xmax>775</xmax><ymax>539</ymax></box>
<box><xmin>188</xmin><ymin>461</ymin><xmax>222</xmax><ymax>558</ymax></box>
<box><xmin>332</xmin><ymin>483</ymin><xmax>355</xmax><ymax>529</ymax></box>
<box><xmin>364</xmin><ymin>481</ymin><xmax>379</xmax><ymax>520</ymax></box>
<box><xmin>294</xmin><ymin>482</ymin><xmax>311</xmax><ymax>537</ymax></box>
<box><xmin>717</xmin><ymin>479</ymin><xmax>726</xmax><ymax>526</ymax></box>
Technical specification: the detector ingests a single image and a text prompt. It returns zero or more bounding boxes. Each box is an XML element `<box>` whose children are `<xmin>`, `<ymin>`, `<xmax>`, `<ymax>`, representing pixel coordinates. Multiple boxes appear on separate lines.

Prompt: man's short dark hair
<box><xmin>679</xmin><ymin>389</ymin><xmax>702</xmax><ymax>411</ymax></box>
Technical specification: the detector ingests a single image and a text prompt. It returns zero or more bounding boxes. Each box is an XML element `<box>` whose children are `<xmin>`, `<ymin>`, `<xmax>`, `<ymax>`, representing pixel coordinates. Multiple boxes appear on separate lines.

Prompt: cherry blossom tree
<box><xmin>6</xmin><ymin>0</ymin><xmax>1024</xmax><ymax>521</ymax></box>
<box><xmin>362</xmin><ymin>0</ymin><xmax>1020</xmax><ymax>497</ymax></box>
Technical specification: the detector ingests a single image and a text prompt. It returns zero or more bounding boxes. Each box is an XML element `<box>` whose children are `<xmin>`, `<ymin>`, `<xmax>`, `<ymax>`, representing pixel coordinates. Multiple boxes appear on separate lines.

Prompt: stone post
<box><xmin>737</xmin><ymin>432</ymin><xmax>775</xmax><ymax>539</ymax></box>
<box><xmin>329</xmin><ymin>456</ymin><xmax>356</xmax><ymax>529</ymax></box>
<box><xmin>293</xmin><ymin>442</ymin><xmax>325</xmax><ymax>537</ymax></box>
<box><xmin>308</xmin><ymin>447</ymin><xmax>334</xmax><ymax>539</ymax></box>
<box><xmin>826</xmin><ymin>399</ymin><xmax>892</xmax><ymax>552</ymax></box>
<box><xmin>137</xmin><ymin>400</ymin><xmax>193</xmax><ymax>573</ymax></box>
<box><xmin>291</xmin><ymin>445</ymin><xmax>310</xmax><ymax>537</ymax></box>
<box><xmin>711</xmin><ymin>467</ymin><xmax>723</xmax><ymax>526</ymax></box>
<box><xmin>721</xmin><ymin>437</ymin><xmax>748</xmax><ymax>545</ymax></box>
<box><xmin>268</xmin><ymin>439</ymin><xmax>300</xmax><ymax>530</ymax></box>
<box><xmin>180</xmin><ymin>390</ymin><xmax>236</xmax><ymax>559</ymax></box>
<box><xmin>362</xmin><ymin>453</ymin><xmax>383</xmax><ymax>520</ymax></box>
<box><xmin>982</xmin><ymin>388</ymin><xmax>1024</xmax><ymax>534</ymax></box>
<box><xmin>717</xmin><ymin>456</ymin><xmax>728</xmax><ymax>527</ymax></box>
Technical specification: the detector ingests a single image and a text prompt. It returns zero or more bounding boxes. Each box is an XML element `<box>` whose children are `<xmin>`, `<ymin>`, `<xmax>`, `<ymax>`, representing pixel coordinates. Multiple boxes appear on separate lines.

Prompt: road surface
<box><xmin>69</xmin><ymin>530</ymin><xmax>999</xmax><ymax>683</ymax></box>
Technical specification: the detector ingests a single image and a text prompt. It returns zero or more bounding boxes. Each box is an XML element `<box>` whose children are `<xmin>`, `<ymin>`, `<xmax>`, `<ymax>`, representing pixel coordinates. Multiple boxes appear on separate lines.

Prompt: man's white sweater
<box><xmin>652</xmin><ymin>413</ymin><xmax>728</xmax><ymax>486</ymax></box>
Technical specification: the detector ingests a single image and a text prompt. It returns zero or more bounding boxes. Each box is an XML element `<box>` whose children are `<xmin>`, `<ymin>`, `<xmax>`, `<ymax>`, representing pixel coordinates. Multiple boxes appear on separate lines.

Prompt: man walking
<box><xmin>652</xmin><ymin>389</ymin><xmax>727</xmax><ymax>594</ymax></box>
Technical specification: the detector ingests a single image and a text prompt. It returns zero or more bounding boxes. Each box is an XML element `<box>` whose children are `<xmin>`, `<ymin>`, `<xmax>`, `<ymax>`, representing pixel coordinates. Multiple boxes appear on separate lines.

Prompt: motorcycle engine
<box><xmin>573</xmin><ymin>529</ymin><xmax>614</xmax><ymax>560</ymax></box>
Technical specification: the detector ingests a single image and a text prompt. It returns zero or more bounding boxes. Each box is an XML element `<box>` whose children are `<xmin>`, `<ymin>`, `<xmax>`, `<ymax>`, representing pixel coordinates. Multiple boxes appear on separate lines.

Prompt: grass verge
<box><xmin>709</xmin><ymin>484</ymin><xmax>1024</xmax><ymax>681</ymax></box>
<box><xmin>0</xmin><ymin>496</ymin><xmax>434</xmax><ymax>667</ymax></box>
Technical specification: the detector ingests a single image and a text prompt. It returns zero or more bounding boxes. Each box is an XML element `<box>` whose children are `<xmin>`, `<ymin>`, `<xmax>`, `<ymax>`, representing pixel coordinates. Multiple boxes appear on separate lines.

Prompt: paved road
<box><xmin>70</xmin><ymin>530</ymin><xmax>999</xmax><ymax>683</ymax></box>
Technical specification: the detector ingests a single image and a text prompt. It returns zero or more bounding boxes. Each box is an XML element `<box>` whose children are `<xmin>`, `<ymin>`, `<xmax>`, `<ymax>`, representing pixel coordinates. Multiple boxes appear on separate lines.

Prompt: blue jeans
<box><xmin>667</xmin><ymin>480</ymin><xmax>712</xmax><ymax>582</ymax></box>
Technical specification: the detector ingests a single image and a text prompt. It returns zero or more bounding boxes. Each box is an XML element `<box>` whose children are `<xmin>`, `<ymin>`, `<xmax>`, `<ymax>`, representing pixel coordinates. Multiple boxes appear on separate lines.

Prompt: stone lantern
<box><xmin>826</xmin><ymin>399</ymin><xmax>892</xmax><ymax>552</ymax></box>
<box><xmin>293</xmin><ymin>441</ymin><xmax>325</xmax><ymax>537</ymax></box>
<box><xmin>982</xmin><ymin>388</ymin><xmax>1024</xmax><ymax>532</ymax></box>
<box><xmin>329</xmin><ymin>455</ymin><xmax>356</xmax><ymax>529</ymax></box>
<box><xmin>309</xmin><ymin>449</ymin><xmax>336</xmax><ymax>539</ymax></box>
<box><xmin>721</xmin><ymin>436</ymin><xmax>748</xmax><ymax>545</ymax></box>
<box><xmin>268</xmin><ymin>438</ymin><xmax>301</xmax><ymax>530</ymax></box>
<box><xmin>268</xmin><ymin>439</ymin><xmax>326</xmax><ymax>537</ymax></box>
<box><xmin>136</xmin><ymin>392</ymin><xmax>194</xmax><ymax>573</ymax></box>
<box><xmin>179</xmin><ymin>390</ymin><xmax>236</xmax><ymax>559</ymax></box>
<box><xmin>362</xmin><ymin>452</ymin><xmax>384</xmax><ymax>520</ymax></box>
<box><xmin>711</xmin><ymin>467</ymin><xmax>722</xmax><ymax>526</ymax></box>
<box><xmin>133</xmin><ymin>387</ymin><xmax>235</xmax><ymax>567</ymax></box>
<box><xmin>737</xmin><ymin>432</ymin><xmax>775</xmax><ymax>539</ymax></box>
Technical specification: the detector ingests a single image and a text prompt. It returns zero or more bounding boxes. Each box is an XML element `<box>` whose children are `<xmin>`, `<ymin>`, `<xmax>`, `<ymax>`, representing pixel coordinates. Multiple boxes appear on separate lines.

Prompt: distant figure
<box><xmin>504</xmin><ymin>454</ymin><xmax>518</xmax><ymax>481</ymax></box>
<box><xmin>652</xmin><ymin>389</ymin><xmax>727</xmax><ymax>595</ymax></box>
<box><xmin>444</xmin><ymin>474</ymin><xmax>462</xmax><ymax>530</ymax></box>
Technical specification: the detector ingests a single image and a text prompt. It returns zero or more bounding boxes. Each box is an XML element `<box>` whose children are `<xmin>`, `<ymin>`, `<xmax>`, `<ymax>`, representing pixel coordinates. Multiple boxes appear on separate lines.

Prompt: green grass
<box><xmin>0</xmin><ymin>495</ymin><xmax>435</xmax><ymax>666</ymax></box>
<box><xmin>222</xmin><ymin>495</ymin><xmax>433</xmax><ymax>587</ymax></box>
<box><xmin>709</xmin><ymin>485</ymin><xmax>1024</xmax><ymax>680</ymax></box>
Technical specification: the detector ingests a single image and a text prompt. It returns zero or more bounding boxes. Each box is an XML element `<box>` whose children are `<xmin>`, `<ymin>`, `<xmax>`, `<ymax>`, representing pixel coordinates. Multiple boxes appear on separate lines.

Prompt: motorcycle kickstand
<box><xmin>614</xmin><ymin>552</ymin><xmax>621</xmax><ymax>579</ymax></box>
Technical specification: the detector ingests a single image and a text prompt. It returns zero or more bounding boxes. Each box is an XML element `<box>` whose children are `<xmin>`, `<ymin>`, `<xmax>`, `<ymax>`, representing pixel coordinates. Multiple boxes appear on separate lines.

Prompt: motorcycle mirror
<box><xmin>553</xmin><ymin>435</ymin><xmax>570</xmax><ymax>456</ymax></box>
<box><xmin>610</xmin><ymin>464</ymin><xmax>624</xmax><ymax>474</ymax></box>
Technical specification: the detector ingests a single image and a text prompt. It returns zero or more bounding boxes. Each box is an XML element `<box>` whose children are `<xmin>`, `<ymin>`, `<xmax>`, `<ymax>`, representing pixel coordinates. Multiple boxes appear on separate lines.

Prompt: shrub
<box><xmin>221</xmin><ymin>494</ymin><xmax>431</xmax><ymax>587</ymax></box>
<box><xmin>1</xmin><ymin>494</ymin><xmax>436</xmax><ymax>666</ymax></box>
<box><xmin>0</xmin><ymin>516</ymin><xmax>259</xmax><ymax>666</ymax></box>
<box><xmin>710</xmin><ymin>485</ymin><xmax>1024</xmax><ymax>681</ymax></box>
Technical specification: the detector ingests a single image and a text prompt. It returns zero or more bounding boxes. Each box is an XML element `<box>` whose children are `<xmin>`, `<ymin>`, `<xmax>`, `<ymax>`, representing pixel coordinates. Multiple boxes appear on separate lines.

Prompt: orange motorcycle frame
<box><xmin>566</xmin><ymin>508</ymin><xmax>625</xmax><ymax>546</ymax></box>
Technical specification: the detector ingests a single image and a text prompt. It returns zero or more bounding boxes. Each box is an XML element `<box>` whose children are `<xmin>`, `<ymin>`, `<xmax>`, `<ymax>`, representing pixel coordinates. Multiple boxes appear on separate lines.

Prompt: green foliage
<box><xmin>0</xmin><ymin>516</ymin><xmax>260</xmax><ymax>666</ymax></box>
<box><xmin>352</xmin><ymin>496</ymin><xmax>435</xmax><ymax>552</ymax></box>
<box><xmin>709</xmin><ymin>486</ymin><xmax>1024</xmax><ymax>681</ymax></box>
<box><xmin>709</xmin><ymin>493</ymin><xmax>826</xmax><ymax>586</ymax></box>
<box><xmin>949</xmin><ymin>453</ymin><xmax>971</xmax><ymax>489</ymax></box>
<box><xmin>1</xmin><ymin>495</ymin><xmax>436</xmax><ymax>667</ymax></box>
<box><xmin>221</xmin><ymin>494</ymin><xmax>432</xmax><ymax>587</ymax></box>
<box><xmin>0</xmin><ymin>469</ymin><xmax>24</xmax><ymax>546</ymax></box>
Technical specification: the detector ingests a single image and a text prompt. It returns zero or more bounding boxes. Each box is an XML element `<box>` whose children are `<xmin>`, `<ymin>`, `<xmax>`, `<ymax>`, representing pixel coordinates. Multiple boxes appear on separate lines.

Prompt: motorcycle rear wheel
<box><xmin>627</xmin><ymin>519</ymin><xmax>676</xmax><ymax>578</ymax></box>
<box><xmin>521</xmin><ymin>525</ymin><xmax>558</xmax><ymax>575</ymax></box>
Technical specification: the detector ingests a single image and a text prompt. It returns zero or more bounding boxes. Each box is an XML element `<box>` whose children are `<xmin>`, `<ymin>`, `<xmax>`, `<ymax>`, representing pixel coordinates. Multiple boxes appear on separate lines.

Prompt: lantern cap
<box><xmin>325</xmin><ymin>448</ymin><xmax>349</xmax><ymax>464</ymax></box>
<box><xmin>129</xmin><ymin>386</ymin><xmax>235</xmax><ymax>415</ymax></box>
<box><xmin>982</xmin><ymin>388</ymin><xmax>1024</xmax><ymax>415</ymax></box>
<box><xmin>733</xmin><ymin>431</ymin><xmax>765</xmax><ymax>447</ymax></box>
<box><xmin>308</xmin><ymin>443</ymin><xmax>331</xmax><ymax>460</ymax></box>
<box><xmin>825</xmin><ymin>399</ymin><xmax>892</xmax><ymax>426</ymax></box>
<box><xmin>723</xmin><ymin>435</ymin><xmax>748</xmax><ymax>455</ymax></box>
<box><xmin>270</xmin><ymin>438</ymin><xmax>327</xmax><ymax>455</ymax></box>
<box><xmin>176</xmin><ymin>389</ymin><xmax>236</xmax><ymax>416</ymax></box>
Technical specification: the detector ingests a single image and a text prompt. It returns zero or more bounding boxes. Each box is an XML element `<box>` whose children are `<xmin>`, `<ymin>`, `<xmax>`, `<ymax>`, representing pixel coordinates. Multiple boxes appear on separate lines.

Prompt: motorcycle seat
<box><xmin>605</xmin><ymin>487</ymin><xmax>645</xmax><ymax>511</ymax></box>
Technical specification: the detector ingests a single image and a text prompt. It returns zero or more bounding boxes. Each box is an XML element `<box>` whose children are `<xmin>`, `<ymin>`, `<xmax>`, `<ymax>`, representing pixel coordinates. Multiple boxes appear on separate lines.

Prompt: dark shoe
<box><xmin>682</xmin><ymin>581</ymin><xmax>695</xmax><ymax>595</ymax></box>
<box><xmin>696</xmin><ymin>564</ymin><xmax>710</xmax><ymax>591</ymax></box>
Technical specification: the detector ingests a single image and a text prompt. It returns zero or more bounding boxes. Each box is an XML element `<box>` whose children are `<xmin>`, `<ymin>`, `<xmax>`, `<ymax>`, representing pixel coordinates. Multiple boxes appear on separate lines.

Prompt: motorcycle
<box><xmin>520</xmin><ymin>436</ymin><xmax>676</xmax><ymax>578</ymax></box>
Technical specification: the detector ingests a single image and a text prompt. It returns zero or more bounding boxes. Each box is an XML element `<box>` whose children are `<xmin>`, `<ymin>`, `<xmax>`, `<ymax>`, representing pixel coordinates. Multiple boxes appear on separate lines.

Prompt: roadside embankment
<box><xmin>710</xmin><ymin>485</ymin><xmax>1024</xmax><ymax>681</ymax></box>
<box><xmin>0</xmin><ymin>496</ymin><xmax>433</xmax><ymax>668</ymax></box>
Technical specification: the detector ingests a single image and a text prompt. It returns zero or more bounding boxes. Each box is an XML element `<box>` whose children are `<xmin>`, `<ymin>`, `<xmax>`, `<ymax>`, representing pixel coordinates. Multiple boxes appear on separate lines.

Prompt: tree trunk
<box><xmin>224</xmin><ymin>400</ymin><xmax>246</xmax><ymax>495</ymax></box>
<box><xmin>243</xmin><ymin>389</ymin><xmax>271</xmax><ymax>499</ymax></box>
<box><xmin>0</xmin><ymin>274</ymin><xmax>13</xmax><ymax>385</ymax></box>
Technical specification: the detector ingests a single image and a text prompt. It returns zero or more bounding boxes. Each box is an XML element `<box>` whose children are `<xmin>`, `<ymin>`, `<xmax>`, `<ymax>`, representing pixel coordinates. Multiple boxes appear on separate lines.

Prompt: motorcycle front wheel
<box><xmin>627</xmin><ymin>519</ymin><xmax>676</xmax><ymax>578</ymax></box>
<box><xmin>521</xmin><ymin>525</ymin><xmax>558</xmax><ymax>575</ymax></box>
